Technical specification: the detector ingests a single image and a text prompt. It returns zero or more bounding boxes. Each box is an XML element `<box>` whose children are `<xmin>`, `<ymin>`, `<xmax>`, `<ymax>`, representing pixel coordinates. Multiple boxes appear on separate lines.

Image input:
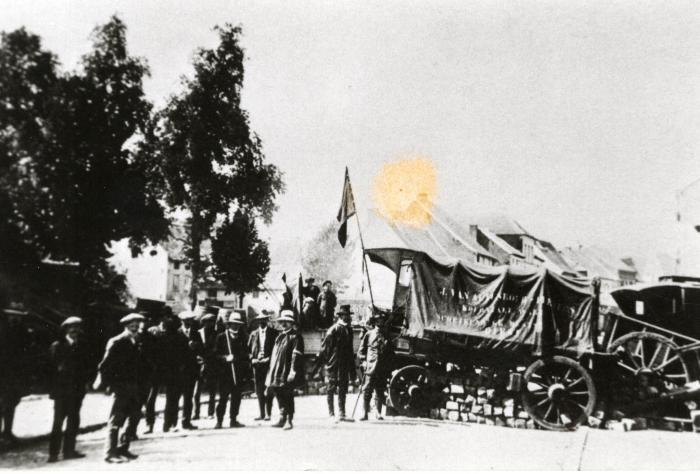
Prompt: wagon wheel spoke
<box><xmin>535</xmin><ymin>397</ymin><xmax>550</xmax><ymax>408</ymax></box>
<box><xmin>655</xmin><ymin>354</ymin><xmax>681</xmax><ymax>372</ymax></box>
<box><xmin>566</xmin><ymin>377</ymin><xmax>585</xmax><ymax>389</ymax></box>
<box><xmin>543</xmin><ymin>402</ymin><xmax>555</xmax><ymax>421</ymax></box>
<box><xmin>616</xmin><ymin>361</ymin><xmax>638</xmax><ymax>374</ymax></box>
<box><xmin>568</xmin><ymin>390</ymin><xmax>590</xmax><ymax>397</ymax></box>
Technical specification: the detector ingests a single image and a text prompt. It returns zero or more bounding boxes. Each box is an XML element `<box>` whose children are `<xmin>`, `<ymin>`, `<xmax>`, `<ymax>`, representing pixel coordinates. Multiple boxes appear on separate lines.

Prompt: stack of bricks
<box><xmin>299</xmin><ymin>355</ymin><xmax>361</xmax><ymax>396</ymax></box>
<box><xmin>428</xmin><ymin>366</ymin><xmax>538</xmax><ymax>429</ymax></box>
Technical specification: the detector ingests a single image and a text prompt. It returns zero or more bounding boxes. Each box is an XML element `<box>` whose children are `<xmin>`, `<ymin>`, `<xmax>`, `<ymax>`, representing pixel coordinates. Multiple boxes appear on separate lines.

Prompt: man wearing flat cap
<box><xmin>317</xmin><ymin>280</ymin><xmax>337</xmax><ymax>329</ymax></box>
<box><xmin>266</xmin><ymin>310</ymin><xmax>304</xmax><ymax>430</ymax></box>
<box><xmin>248</xmin><ymin>310</ymin><xmax>279</xmax><ymax>420</ymax></box>
<box><xmin>320</xmin><ymin>304</ymin><xmax>355</xmax><ymax>420</ymax></box>
<box><xmin>194</xmin><ymin>312</ymin><xmax>218</xmax><ymax>420</ymax></box>
<box><xmin>96</xmin><ymin>313</ymin><xmax>144</xmax><ymax>463</ymax></box>
<box><xmin>214</xmin><ymin>312</ymin><xmax>250</xmax><ymax>429</ymax></box>
<box><xmin>47</xmin><ymin>316</ymin><xmax>94</xmax><ymax>462</ymax></box>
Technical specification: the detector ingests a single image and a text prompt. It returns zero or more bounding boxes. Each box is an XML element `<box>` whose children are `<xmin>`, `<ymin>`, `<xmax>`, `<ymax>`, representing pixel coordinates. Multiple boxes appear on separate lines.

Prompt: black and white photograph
<box><xmin>1</xmin><ymin>0</ymin><xmax>700</xmax><ymax>470</ymax></box>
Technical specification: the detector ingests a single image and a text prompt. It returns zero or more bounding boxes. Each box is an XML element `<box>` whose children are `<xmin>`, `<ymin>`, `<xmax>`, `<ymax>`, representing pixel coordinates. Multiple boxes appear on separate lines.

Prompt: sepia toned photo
<box><xmin>1</xmin><ymin>0</ymin><xmax>700</xmax><ymax>470</ymax></box>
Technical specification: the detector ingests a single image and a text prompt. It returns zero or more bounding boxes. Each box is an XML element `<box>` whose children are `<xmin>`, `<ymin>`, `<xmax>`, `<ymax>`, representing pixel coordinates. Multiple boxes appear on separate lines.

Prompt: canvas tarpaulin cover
<box><xmin>367</xmin><ymin>248</ymin><xmax>596</xmax><ymax>355</ymax></box>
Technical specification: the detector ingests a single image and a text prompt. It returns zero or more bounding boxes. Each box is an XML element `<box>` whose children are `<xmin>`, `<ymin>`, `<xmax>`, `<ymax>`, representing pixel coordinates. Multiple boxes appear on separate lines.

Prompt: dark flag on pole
<box><xmin>336</xmin><ymin>167</ymin><xmax>356</xmax><ymax>247</ymax></box>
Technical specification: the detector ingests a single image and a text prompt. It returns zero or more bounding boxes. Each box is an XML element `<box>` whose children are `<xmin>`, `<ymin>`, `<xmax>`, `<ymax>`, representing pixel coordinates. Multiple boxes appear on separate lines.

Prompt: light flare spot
<box><xmin>373</xmin><ymin>157</ymin><xmax>437</xmax><ymax>228</ymax></box>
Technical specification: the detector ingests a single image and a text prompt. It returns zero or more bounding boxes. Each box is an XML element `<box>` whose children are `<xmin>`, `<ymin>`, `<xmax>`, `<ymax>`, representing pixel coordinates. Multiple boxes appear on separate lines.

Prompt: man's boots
<box><xmin>272</xmin><ymin>414</ymin><xmax>287</xmax><ymax>428</ymax></box>
<box><xmin>338</xmin><ymin>392</ymin><xmax>347</xmax><ymax>420</ymax></box>
<box><xmin>376</xmin><ymin>399</ymin><xmax>384</xmax><ymax>420</ymax></box>
<box><xmin>326</xmin><ymin>394</ymin><xmax>335</xmax><ymax>417</ymax></box>
<box><xmin>283</xmin><ymin>414</ymin><xmax>294</xmax><ymax>430</ymax></box>
<box><xmin>360</xmin><ymin>398</ymin><xmax>370</xmax><ymax>421</ymax></box>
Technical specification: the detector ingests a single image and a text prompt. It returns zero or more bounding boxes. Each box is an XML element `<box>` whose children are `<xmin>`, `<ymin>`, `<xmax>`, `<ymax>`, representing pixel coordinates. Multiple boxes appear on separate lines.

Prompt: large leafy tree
<box><xmin>211</xmin><ymin>210</ymin><xmax>270</xmax><ymax>305</ymax></box>
<box><xmin>151</xmin><ymin>24</ymin><xmax>283</xmax><ymax>306</ymax></box>
<box><xmin>302</xmin><ymin>222</ymin><xmax>356</xmax><ymax>292</ymax></box>
<box><xmin>0</xmin><ymin>17</ymin><xmax>169</xmax><ymax>304</ymax></box>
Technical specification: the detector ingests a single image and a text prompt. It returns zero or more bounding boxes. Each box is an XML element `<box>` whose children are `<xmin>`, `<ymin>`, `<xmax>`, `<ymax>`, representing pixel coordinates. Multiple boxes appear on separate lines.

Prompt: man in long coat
<box><xmin>321</xmin><ymin>304</ymin><xmax>355</xmax><ymax>420</ymax></box>
<box><xmin>47</xmin><ymin>316</ymin><xmax>94</xmax><ymax>462</ymax></box>
<box><xmin>265</xmin><ymin>310</ymin><xmax>304</xmax><ymax>430</ymax></box>
<box><xmin>214</xmin><ymin>312</ymin><xmax>250</xmax><ymax>429</ymax></box>
<box><xmin>358</xmin><ymin>312</ymin><xmax>393</xmax><ymax>421</ymax></box>
<box><xmin>247</xmin><ymin>310</ymin><xmax>279</xmax><ymax>420</ymax></box>
<box><xmin>178</xmin><ymin>311</ymin><xmax>202</xmax><ymax>430</ymax></box>
<box><xmin>145</xmin><ymin>310</ymin><xmax>187</xmax><ymax>433</ymax></box>
<box><xmin>96</xmin><ymin>313</ymin><xmax>144</xmax><ymax>463</ymax></box>
<box><xmin>193</xmin><ymin>312</ymin><xmax>218</xmax><ymax>420</ymax></box>
<box><xmin>124</xmin><ymin>318</ymin><xmax>153</xmax><ymax>442</ymax></box>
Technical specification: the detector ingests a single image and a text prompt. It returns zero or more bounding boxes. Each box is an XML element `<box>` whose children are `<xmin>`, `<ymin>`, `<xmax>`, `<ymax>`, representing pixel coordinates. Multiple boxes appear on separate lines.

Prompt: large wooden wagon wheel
<box><xmin>388</xmin><ymin>365</ymin><xmax>431</xmax><ymax>416</ymax></box>
<box><xmin>522</xmin><ymin>356</ymin><xmax>597</xmax><ymax>431</ymax></box>
<box><xmin>608</xmin><ymin>332</ymin><xmax>690</xmax><ymax>404</ymax></box>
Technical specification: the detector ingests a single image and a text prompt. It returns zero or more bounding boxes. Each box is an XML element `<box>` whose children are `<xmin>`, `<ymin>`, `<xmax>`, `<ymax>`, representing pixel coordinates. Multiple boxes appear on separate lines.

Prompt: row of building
<box><xmin>109</xmin><ymin>209</ymin><xmax>665</xmax><ymax>317</ymax></box>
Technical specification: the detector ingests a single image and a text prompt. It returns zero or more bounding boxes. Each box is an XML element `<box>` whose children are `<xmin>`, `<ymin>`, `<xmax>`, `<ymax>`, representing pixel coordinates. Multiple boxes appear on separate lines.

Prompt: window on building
<box><xmin>207</xmin><ymin>289</ymin><xmax>217</xmax><ymax>298</ymax></box>
<box><xmin>174</xmin><ymin>261</ymin><xmax>180</xmax><ymax>270</ymax></box>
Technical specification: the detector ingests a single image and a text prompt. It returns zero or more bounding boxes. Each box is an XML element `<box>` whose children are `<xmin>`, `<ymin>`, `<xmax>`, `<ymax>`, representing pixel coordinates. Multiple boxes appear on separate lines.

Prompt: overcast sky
<box><xmin>3</xmin><ymin>0</ymin><xmax>700</xmax><ymax>273</ymax></box>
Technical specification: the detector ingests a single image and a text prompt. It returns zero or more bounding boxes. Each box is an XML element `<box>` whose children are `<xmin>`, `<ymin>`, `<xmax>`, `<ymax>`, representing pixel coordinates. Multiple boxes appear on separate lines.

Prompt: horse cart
<box><xmin>365</xmin><ymin>248</ymin><xmax>700</xmax><ymax>431</ymax></box>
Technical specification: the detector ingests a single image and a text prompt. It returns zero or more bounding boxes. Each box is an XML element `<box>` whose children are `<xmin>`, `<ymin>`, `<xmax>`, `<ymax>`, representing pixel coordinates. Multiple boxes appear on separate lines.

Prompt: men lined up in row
<box><xmin>43</xmin><ymin>303</ymin><xmax>391</xmax><ymax>464</ymax></box>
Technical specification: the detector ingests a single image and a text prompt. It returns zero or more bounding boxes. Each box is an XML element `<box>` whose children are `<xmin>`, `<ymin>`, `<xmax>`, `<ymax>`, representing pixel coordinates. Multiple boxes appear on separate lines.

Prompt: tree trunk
<box><xmin>189</xmin><ymin>219</ymin><xmax>203</xmax><ymax>311</ymax></box>
<box><xmin>238</xmin><ymin>292</ymin><xmax>244</xmax><ymax>308</ymax></box>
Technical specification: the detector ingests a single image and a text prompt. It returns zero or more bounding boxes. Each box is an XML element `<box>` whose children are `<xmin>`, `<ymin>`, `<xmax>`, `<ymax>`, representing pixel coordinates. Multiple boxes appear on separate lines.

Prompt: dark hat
<box><xmin>201</xmin><ymin>313</ymin><xmax>216</xmax><ymax>322</ymax></box>
<box><xmin>337</xmin><ymin>304</ymin><xmax>354</xmax><ymax>316</ymax></box>
<box><xmin>61</xmin><ymin>316</ymin><xmax>83</xmax><ymax>328</ymax></box>
<box><xmin>370</xmin><ymin>312</ymin><xmax>388</xmax><ymax>322</ymax></box>
<box><xmin>305</xmin><ymin>277</ymin><xmax>315</xmax><ymax>283</ymax></box>
<box><xmin>3</xmin><ymin>301</ymin><xmax>28</xmax><ymax>316</ymax></box>
<box><xmin>323</xmin><ymin>280</ymin><xmax>332</xmax><ymax>286</ymax></box>
<box><xmin>120</xmin><ymin>313</ymin><xmax>145</xmax><ymax>325</ymax></box>
<box><xmin>277</xmin><ymin>309</ymin><xmax>295</xmax><ymax>323</ymax></box>
<box><xmin>255</xmin><ymin>310</ymin><xmax>271</xmax><ymax>320</ymax></box>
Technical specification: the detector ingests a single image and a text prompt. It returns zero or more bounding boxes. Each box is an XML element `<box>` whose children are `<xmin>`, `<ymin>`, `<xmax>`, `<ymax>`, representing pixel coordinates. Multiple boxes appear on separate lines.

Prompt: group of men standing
<box><xmin>320</xmin><ymin>305</ymin><xmax>393</xmax><ymax>421</ymax></box>
<box><xmin>4</xmin><ymin>292</ymin><xmax>394</xmax><ymax>465</ymax></box>
<box><xmin>40</xmin><ymin>305</ymin><xmax>305</xmax><ymax>464</ymax></box>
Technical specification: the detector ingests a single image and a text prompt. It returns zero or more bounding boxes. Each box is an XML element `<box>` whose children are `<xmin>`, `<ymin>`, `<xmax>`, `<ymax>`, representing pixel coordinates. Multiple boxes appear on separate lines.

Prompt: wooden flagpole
<box><xmin>346</xmin><ymin>168</ymin><xmax>375</xmax><ymax>308</ymax></box>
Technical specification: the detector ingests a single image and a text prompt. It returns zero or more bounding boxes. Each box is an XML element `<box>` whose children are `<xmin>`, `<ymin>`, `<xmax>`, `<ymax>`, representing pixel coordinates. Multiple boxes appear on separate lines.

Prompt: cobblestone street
<box><xmin>1</xmin><ymin>394</ymin><xmax>699</xmax><ymax>470</ymax></box>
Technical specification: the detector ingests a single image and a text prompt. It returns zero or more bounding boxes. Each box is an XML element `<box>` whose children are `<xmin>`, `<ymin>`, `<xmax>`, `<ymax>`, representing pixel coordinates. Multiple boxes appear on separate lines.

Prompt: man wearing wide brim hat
<box><xmin>96</xmin><ymin>313</ymin><xmax>144</xmax><ymax>463</ymax></box>
<box><xmin>213</xmin><ymin>312</ymin><xmax>250</xmax><ymax>429</ymax></box>
<box><xmin>265</xmin><ymin>310</ymin><xmax>304</xmax><ymax>430</ymax></box>
<box><xmin>247</xmin><ymin>310</ymin><xmax>279</xmax><ymax>420</ymax></box>
<box><xmin>47</xmin><ymin>316</ymin><xmax>92</xmax><ymax>462</ymax></box>
<box><xmin>320</xmin><ymin>304</ymin><xmax>355</xmax><ymax>420</ymax></box>
<box><xmin>358</xmin><ymin>311</ymin><xmax>392</xmax><ymax>421</ymax></box>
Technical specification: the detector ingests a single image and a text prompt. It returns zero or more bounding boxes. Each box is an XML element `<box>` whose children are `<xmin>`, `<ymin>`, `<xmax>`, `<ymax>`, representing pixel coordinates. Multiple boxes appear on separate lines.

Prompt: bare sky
<box><xmin>3</xmin><ymin>0</ymin><xmax>700</xmax><ymax>273</ymax></box>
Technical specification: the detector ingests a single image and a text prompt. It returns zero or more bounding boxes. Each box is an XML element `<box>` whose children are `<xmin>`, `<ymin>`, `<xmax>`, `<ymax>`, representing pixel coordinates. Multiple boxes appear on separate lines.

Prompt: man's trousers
<box><xmin>216</xmin><ymin>383</ymin><xmax>242</xmax><ymax>422</ymax></box>
<box><xmin>145</xmin><ymin>379</ymin><xmax>181</xmax><ymax>430</ymax></box>
<box><xmin>271</xmin><ymin>386</ymin><xmax>295</xmax><ymax>419</ymax></box>
<box><xmin>49</xmin><ymin>394</ymin><xmax>84</xmax><ymax>457</ymax></box>
<box><xmin>105</xmin><ymin>385</ymin><xmax>139</xmax><ymax>457</ymax></box>
<box><xmin>253</xmin><ymin>364</ymin><xmax>273</xmax><ymax>418</ymax></box>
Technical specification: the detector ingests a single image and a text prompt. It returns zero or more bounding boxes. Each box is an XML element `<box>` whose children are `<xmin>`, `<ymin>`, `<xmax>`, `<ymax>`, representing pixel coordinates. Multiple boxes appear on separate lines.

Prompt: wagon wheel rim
<box><xmin>388</xmin><ymin>365</ymin><xmax>431</xmax><ymax>415</ymax></box>
<box><xmin>522</xmin><ymin>356</ymin><xmax>596</xmax><ymax>431</ymax></box>
<box><xmin>609</xmin><ymin>332</ymin><xmax>689</xmax><ymax>393</ymax></box>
